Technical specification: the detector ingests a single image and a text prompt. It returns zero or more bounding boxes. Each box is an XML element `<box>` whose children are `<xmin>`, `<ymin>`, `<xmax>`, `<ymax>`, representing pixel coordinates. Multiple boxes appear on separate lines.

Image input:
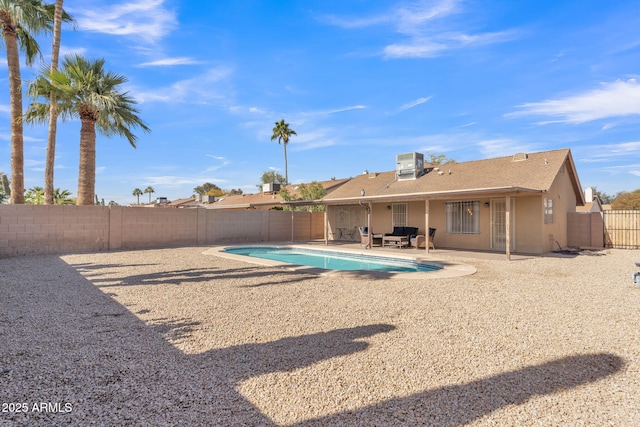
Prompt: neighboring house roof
<box><xmin>210</xmin><ymin>192</ymin><xmax>283</xmax><ymax>209</ymax></box>
<box><xmin>576</xmin><ymin>197</ymin><xmax>603</xmax><ymax>213</ymax></box>
<box><xmin>167</xmin><ymin>197</ymin><xmax>199</xmax><ymax>208</ymax></box>
<box><xmin>210</xmin><ymin>178</ymin><xmax>351</xmax><ymax>209</ymax></box>
<box><xmin>323</xmin><ymin>149</ymin><xmax>585</xmax><ymax>205</ymax></box>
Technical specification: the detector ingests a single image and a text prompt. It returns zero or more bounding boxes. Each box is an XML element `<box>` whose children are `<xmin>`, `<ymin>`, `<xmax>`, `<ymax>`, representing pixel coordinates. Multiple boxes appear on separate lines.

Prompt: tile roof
<box><xmin>323</xmin><ymin>149</ymin><xmax>584</xmax><ymax>204</ymax></box>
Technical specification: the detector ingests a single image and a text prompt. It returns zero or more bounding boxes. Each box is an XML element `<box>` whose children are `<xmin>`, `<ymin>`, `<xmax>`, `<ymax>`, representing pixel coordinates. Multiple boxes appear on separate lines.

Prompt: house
<box><xmin>576</xmin><ymin>187</ymin><xmax>604</xmax><ymax>213</ymax></box>
<box><xmin>321</xmin><ymin>149</ymin><xmax>585</xmax><ymax>257</ymax></box>
<box><xmin>210</xmin><ymin>178</ymin><xmax>351</xmax><ymax>210</ymax></box>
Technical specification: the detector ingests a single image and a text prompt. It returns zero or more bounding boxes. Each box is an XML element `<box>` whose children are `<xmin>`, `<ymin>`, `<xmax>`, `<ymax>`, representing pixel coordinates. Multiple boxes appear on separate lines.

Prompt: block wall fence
<box><xmin>0</xmin><ymin>205</ymin><xmax>325</xmax><ymax>257</ymax></box>
<box><xmin>567</xmin><ymin>212</ymin><xmax>605</xmax><ymax>249</ymax></box>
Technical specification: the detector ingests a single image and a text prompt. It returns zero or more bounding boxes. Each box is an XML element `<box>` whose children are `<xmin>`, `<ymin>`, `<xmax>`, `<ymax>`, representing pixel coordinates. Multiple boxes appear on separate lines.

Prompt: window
<box><xmin>544</xmin><ymin>198</ymin><xmax>554</xmax><ymax>224</ymax></box>
<box><xmin>446</xmin><ymin>201</ymin><xmax>480</xmax><ymax>234</ymax></box>
<box><xmin>392</xmin><ymin>203</ymin><xmax>407</xmax><ymax>227</ymax></box>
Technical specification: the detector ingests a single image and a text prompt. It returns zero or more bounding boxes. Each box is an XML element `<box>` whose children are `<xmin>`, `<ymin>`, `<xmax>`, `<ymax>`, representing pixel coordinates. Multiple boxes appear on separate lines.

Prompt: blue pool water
<box><xmin>224</xmin><ymin>246</ymin><xmax>442</xmax><ymax>273</ymax></box>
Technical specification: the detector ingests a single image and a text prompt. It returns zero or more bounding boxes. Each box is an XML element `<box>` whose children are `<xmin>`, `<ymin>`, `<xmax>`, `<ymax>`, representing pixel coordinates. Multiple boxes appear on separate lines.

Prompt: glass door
<box><xmin>491</xmin><ymin>198</ymin><xmax>515</xmax><ymax>250</ymax></box>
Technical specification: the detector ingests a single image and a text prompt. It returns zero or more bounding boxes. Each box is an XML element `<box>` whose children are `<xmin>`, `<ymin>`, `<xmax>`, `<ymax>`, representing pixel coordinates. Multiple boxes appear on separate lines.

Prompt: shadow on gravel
<box><xmin>72</xmin><ymin>264</ymin><xmax>320</xmax><ymax>288</ymax></box>
<box><xmin>1</xmin><ymin>255</ymin><xmax>626</xmax><ymax>426</ymax></box>
<box><xmin>294</xmin><ymin>352</ymin><xmax>624</xmax><ymax>426</ymax></box>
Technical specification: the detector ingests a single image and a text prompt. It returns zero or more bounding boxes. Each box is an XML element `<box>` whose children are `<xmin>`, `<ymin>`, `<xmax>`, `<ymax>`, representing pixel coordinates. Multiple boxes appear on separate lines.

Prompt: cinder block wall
<box><xmin>567</xmin><ymin>212</ymin><xmax>604</xmax><ymax>249</ymax></box>
<box><xmin>0</xmin><ymin>206</ymin><xmax>324</xmax><ymax>257</ymax></box>
<box><xmin>0</xmin><ymin>205</ymin><xmax>109</xmax><ymax>256</ymax></box>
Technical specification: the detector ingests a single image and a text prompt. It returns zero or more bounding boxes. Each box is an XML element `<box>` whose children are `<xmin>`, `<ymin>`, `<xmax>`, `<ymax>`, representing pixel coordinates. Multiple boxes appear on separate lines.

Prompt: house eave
<box><xmin>321</xmin><ymin>186</ymin><xmax>546</xmax><ymax>205</ymax></box>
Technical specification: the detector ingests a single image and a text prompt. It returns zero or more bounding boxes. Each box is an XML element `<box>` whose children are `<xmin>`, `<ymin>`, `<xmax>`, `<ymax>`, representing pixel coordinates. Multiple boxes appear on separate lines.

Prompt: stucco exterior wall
<box><xmin>326</xmin><ymin>194</ymin><xmax>559</xmax><ymax>254</ymax></box>
<box><xmin>542</xmin><ymin>164</ymin><xmax>578</xmax><ymax>252</ymax></box>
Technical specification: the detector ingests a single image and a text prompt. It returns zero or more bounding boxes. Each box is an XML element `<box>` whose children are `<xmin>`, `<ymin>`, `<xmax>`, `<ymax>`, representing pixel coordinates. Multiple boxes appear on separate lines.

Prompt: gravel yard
<box><xmin>1</xmin><ymin>246</ymin><xmax>639</xmax><ymax>426</ymax></box>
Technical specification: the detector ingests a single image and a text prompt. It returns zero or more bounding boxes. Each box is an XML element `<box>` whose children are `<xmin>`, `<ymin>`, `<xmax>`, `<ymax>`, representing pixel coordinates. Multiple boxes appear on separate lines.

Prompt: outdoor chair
<box><xmin>359</xmin><ymin>226</ymin><xmax>382</xmax><ymax>247</ymax></box>
<box><xmin>411</xmin><ymin>227</ymin><xmax>436</xmax><ymax>250</ymax></box>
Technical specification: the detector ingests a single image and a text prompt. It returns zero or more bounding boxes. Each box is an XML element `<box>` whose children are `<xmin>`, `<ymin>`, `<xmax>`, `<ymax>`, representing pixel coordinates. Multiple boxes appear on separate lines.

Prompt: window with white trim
<box><xmin>392</xmin><ymin>203</ymin><xmax>407</xmax><ymax>227</ymax></box>
<box><xmin>446</xmin><ymin>200</ymin><xmax>480</xmax><ymax>234</ymax></box>
<box><xmin>544</xmin><ymin>198</ymin><xmax>554</xmax><ymax>224</ymax></box>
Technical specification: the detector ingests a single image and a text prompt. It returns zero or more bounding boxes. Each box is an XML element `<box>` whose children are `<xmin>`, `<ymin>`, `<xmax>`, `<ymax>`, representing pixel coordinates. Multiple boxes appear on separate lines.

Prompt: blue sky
<box><xmin>1</xmin><ymin>0</ymin><xmax>640</xmax><ymax>205</ymax></box>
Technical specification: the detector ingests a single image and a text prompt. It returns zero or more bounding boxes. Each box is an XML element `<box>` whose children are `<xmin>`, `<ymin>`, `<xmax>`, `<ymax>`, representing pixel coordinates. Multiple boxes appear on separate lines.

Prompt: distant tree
<box><xmin>258</xmin><ymin>170</ymin><xmax>286</xmax><ymax>190</ymax></box>
<box><xmin>427</xmin><ymin>153</ymin><xmax>456</xmax><ymax>165</ymax></box>
<box><xmin>108</xmin><ymin>200</ymin><xmax>119</xmax><ymax>206</ymax></box>
<box><xmin>0</xmin><ymin>172</ymin><xmax>9</xmax><ymax>203</ymax></box>
<box><xmin>132</xmin><ymin>188</ymin><xmax>142</xmax><ymax>204</ymax></box>
<box><xmin>590</xmin><ymin>187</ymin><xmax>615</xmax><ymax>205</ymax></box>
<box><xmin>95</xmin><ymin>195</ymin><xmax>105</xmax><ymax>206</ymax></box>
<box><xmin>279</xmin><ymin>181</ymin><xmax>326</xmax><ymax>212</ymax></box>
<box><xmin>23</xmin><ymin>186</ymin><xmax>72</xmax><ymax>204</ymax></box>
<box><xmin>611</xmin><ymin>189</ymin><xmax>640</xmax><ymax>210</ymax></box>
<box><xmin>194</xmin><ymin>182</ymin><xmax>223</xmax><ymax>196</ymax></box>
<box><xmin>144</xmin><ymin>186</ymin><xmax>155</xmax><ymax>203</ymax></box>
<box><xmin>227</xmin><ymin>188</ymin><xmax>243</xmax><ymax>195</ymax></box>
<box><xmin>270</xmin><ymin>119</ymin><xmax>297</xmax><ymax>184</ymax></box>
<box><xmin>52</xmin><ymin>188</ymin><xmax>73</xmax><ymax>204</ymax></box>
<box><xmin>25</xmin><ymin>186</ymin><xmax>45</xmax><ymax>204</ymax></box>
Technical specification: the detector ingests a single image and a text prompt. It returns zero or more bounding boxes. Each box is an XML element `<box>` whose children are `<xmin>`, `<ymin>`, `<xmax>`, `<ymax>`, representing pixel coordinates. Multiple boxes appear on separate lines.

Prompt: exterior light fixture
<box><xmin>360</xmin><ymin>189</ymin><xmax>365</xmax><ymax>197</ymax></box>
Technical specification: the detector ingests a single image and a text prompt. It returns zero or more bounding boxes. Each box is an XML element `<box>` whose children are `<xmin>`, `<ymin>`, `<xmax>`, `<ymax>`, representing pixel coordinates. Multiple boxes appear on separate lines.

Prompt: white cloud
<box><xmin>477</xmin><ymin>138</ymin><xmax>536</xmax><ymax>159</ymax></box>
<box><xmin>579</xmin><ymin>141</ymin><xmax>640</xmax><ymax>163</ymax></box>
<box><xmin>74</xmin><ymin>0</ymin><xmax>177</xmax><ymax>43</ymax></box>
<box><xmin>135</xmin><ymin>66</ymin><xmax>233</xmax><ymax>103</ymax></box>
<box><xmin>398</xmin><ymin>96</ymin><xmax>432</xmax><ymax>112</ymax></box>
<box><xmin>204</xmin><ymin>155</ymin><xmax>230</xmax><ymax>172</ymax></box>
<box><xmin>139</xmin><ymin>57</ymin><xmax>200</xmax><ymax>67</ymax></box>
<box><xmin>323</xmin><ymin>0</ymin><xmax>517</xmax><ymax>59</ymax></box>
<box><xmin>301</xmin><ymin>105</ymin><xmax>367</xmax><ymax>117</ymax></box>
<box><xmin>144</xmin><ymin>175</ymin><xmax>227</xmax><ymax>187</ymax></box>
<box><xmin>508</xmin><ymin>79</ymin><xmax>640</xmax><ymax>124</ymax></box>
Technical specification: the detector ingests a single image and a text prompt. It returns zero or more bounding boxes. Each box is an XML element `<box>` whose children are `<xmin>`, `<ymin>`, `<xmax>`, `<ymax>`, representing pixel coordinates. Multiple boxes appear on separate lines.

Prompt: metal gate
<box><xmin>603</xmin><ymin>210</ymin><xmax>640</xmax><ymax>249</ymax></box>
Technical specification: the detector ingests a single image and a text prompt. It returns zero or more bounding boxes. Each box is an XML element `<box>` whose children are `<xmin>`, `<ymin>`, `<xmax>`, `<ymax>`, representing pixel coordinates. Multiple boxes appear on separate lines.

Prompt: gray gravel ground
<box><xmin>1</xmin><ymin>246</ymin><xmax>639</xmax><ymax>426</ymax></box>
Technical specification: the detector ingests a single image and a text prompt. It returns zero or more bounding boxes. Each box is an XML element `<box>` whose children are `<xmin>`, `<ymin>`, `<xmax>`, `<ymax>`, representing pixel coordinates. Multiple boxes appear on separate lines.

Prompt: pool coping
<box><xmin>204</xmin><ymin>243</ymin><xmax>477</xmax><ymax>280</ymax></box>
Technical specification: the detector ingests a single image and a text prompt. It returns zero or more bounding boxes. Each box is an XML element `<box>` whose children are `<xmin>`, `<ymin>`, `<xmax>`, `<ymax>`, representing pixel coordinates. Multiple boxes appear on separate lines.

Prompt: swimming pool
<box><xmin>224</xmin><ymin>246</ymin><xmax>442</xmax><ymax>273</ymax></box>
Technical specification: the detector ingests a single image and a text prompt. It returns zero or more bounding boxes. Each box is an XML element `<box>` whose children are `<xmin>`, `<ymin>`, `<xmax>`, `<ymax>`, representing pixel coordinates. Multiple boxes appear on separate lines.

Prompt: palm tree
<box><xmin>53</xmin><ymin>187</ymin><xmax>73</xmax><ymax>204</ymax></box>
<box><xmin>44</xmin><ymin>0</ymin><xmax>71</xmax><ymax>205</ymax></box>
<box><xmin>24</xmin><ymin>186</ymin><xmax>45</xmax><ymax>204</ymax></box>
<box><xmin>132</xmin><ymin>188</ymin><xmax>143</xmax><ymax>204</ymax></box>
<box><xmin>144</xmin><ymin>186</ymin><xmax>155</xmax><ymax>204</ymax></box>
<box><xmin>25</xmin><ymin>54</ymin><xmax>151</xmax><ymax>205</ymax></box>
<box><xmin>0</xmin><ymin>0</ymin><xmax>58</xmax><ymax>204</ymax></box>
<box><xmin>270</xmin><ymin>119</ymin><xmax>297</xmax><ymax>185</ymax></box>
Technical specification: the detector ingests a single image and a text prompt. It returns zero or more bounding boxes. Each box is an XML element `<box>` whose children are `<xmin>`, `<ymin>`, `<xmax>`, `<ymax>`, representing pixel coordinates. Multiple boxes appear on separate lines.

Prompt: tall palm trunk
<box><xmin>77</xmin><ymin>115</ymin><xmax>97</xmax><ymax>205</ymax></box>
<box><xmin>283</xmin><ymin>142</ymin><xmax>288</xmax><ymax>185</ymax></box>
<box><xmin>44</xmin><ymin>0</ymin><xmax>64</xmax><ymax>205</ymax></box>
<box><xmin>1</xmin><ymin>14</ymin><xmax>24</xmax><ymax>204</ymax></box>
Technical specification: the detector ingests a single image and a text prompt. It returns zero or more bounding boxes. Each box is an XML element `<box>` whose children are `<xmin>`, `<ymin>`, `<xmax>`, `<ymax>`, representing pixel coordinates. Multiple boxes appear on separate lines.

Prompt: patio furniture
<box><xmin>381</xmin><ymin>226</ymin><xmax>417</xmax><ymax>248</ymax></box>
<box><xmin>383</xmin><ymin>235</ymin><xmax>409</xmax><ymax>248</ymax></box>
<box><xmin>359</xmin><ymin>226</ymin><xmax>382</xmax><ymax>247</ymax></box>
<box><xmin>411</xmin><ymin>227</ymin><xmax>436</xmax><ymax>250</ymax></box>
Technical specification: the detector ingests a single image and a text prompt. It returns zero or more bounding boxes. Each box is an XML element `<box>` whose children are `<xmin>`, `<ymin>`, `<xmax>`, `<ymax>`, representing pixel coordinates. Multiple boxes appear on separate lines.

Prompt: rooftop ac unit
<box><xmin>396</xmin><ymin>152</ymin><xmax>424</xmax><ymax>180</ymax></box>
<box><xmin>262</xmin><ymin>183</ymin><xmax>282</xmax><ymax>193</ymax></box>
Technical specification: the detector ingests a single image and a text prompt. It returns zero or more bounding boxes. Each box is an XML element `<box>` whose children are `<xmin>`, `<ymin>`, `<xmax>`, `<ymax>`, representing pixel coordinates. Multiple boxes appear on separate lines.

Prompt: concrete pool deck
<box><xmin>204</xmin><ymin>243</ymin><xmax>478</xmax><ymax>279</ymax></box>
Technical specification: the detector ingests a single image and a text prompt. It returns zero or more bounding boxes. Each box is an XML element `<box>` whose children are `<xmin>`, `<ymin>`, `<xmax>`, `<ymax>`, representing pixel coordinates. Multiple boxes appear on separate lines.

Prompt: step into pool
<box><xmin>224</xmin><ymin>246</ymin><xmax>442</xmax><ymax>273</ymax></box>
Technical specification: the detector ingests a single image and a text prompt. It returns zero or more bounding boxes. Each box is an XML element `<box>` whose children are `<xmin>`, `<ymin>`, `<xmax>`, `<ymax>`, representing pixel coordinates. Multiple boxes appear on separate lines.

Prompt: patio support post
<box><xmin>367</xmin><ymin>202</ymin><xmax>372</xmax><ymax>249</ymax></box>
<box><xmin>424</xmin><ymin>199</ymin><xmax>430</xmax><ymax>253</ymax></box>
<box><xmin>291</xmin><ymin>209</ymin><xmax>294</xmax><ymax>243</ymax></box>
<box><xmin>505</xmin><ymin>195</ymin><xmax>511</xmax><ymax>260</ymax></box>
<box><xmin>324</xmin><ymin>209</ymin><xmax>328</xmax><ymax>245</ymax></box>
